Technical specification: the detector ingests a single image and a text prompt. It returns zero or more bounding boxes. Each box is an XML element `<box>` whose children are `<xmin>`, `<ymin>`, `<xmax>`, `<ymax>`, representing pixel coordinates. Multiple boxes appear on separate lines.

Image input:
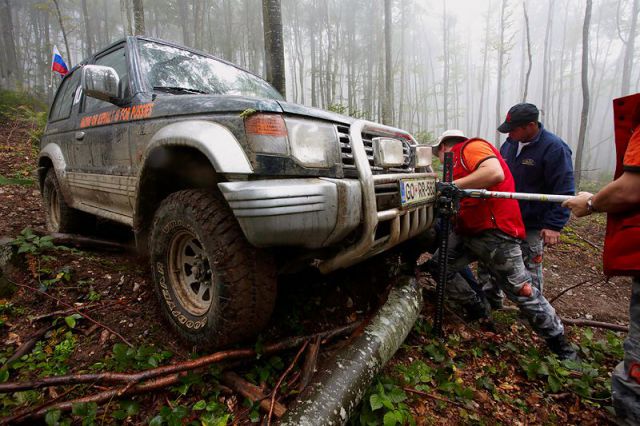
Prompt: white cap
<box><xmin>434</xmin><ymin>129</ymin><xmax>468</xmax><ymax>147</ymax></box>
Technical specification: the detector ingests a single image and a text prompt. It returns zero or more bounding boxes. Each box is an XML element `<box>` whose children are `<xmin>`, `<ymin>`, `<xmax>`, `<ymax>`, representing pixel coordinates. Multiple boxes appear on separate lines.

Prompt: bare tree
<box><xmin>262</xmin><ymin>0</ymin><xmax>286</xmax><ymax>97</ymax></box>
<box><xmin>120</xmin><ymin>0</ymin><xmax>131</xmax><ymax>36</ymax></box>
<box><xmin>81</xmin><ymin>0</ymin><xmax>92</xmax><ymax>58</ymax></box>
<box><xmin>495</xmin><ymin>0</ymin><xmax>508</xmax><ymax>147</ymax></box>
<box><xmin>51</xmin><ymin>0</ymin><xmax>71</xmax><ymax>67</ymax></box>
<box><xmin>383</xmin><ymin>0</ymin><xmax>393</xmax><ymax>125</ymax></box>
<box><xmin>442</xmin><ymin>0</ymin><xmax>449</xmax><ymax>130</ymax></box>
<box><xmin>132</xmin><ymin>0</ymin><xmax>145</xmax><ymax>36</ymax></box>
<box><xmin>541</xmin><ymin>0</ymin><xmax>554</xmax><ymax>114</ymax></box>
<box><xmin>574</xmin><ymin>0</ymin><xmax>592</xmax><ymax>189</ymax></box>
<box><xmin>476</xmin><ymin>2</ymin><xmax>491</xmax><ymax>136</ymax></box>
<box><xmin>0</xmin><ymin>0</ymin><xmax>21</xmax><ymax>89</ymax></box>
<box><xmin>619</xmin><ymin>0</ymin><xmax>639</xmax><ymax>95</ymax></box>
<box><xmin>522</xmin><ymin>0</ymin><xmax>532</xmax><ymax>102</ymax></box>
<box><xmin>193</xmin><ymin>0</ymin><xmax>204</xmax><ymax>50</ymax></box>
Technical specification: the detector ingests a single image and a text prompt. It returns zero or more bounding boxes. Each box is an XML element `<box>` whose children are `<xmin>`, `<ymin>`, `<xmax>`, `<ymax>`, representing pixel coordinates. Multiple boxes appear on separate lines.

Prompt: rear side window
<box><xmin>49</xmin><ymin>71</ymin><xmax>80</xmax><ymax>122</ymax></box>
<box><xmin>84</xmin><ymin>47</ymin><xmax>129</xmax><ymax>112</ymax></box>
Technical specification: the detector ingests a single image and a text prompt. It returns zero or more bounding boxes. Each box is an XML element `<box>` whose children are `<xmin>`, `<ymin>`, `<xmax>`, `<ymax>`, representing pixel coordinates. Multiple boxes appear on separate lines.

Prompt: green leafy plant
<box><xmin>104</xmin><ymin>343</ymin><xmax>173</xmax><ymax>372</ymax></box>
<box><xmin>111</xmin><ymin>400</ymin><xmax>140</xmax><ymax>421</ymax></box>
<box><xmin>354</xmin><ymin>377</ymin><xmax>415</xmax><ymax>426</ymax></box>
<box><xmin>245</xmin><ymin>355</ymin><xmax>284</xmax><ymax>387</ymax></box>
<box><xmin>149</xmin><ymin>405</ymin><xmax>190</xmax><ymax>426</ymax></box>
<box><xmin>71</xmin><ymin>402</ymin><xmax>98</xmax><ymax>426</ymax></box>
<box><xmin>192</xmin><ymin>398</ymin><xmax>231</xmax><ymax>426</ymax></box>
<box><xmin>11</xmin><ymin>228</ymin><xmax>55</xmax><ymax>255</ymax></box>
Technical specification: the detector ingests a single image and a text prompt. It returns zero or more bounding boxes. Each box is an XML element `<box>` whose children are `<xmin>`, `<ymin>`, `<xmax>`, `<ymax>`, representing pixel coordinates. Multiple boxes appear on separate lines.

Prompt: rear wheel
<box><xmin>42</xmin><ymin>169</ymin><xmax>94</xmax><ymax>233</ymax></box>
<box><xmin>149</xmin><ymin>189</ymin><xmax>277</xmax><ymax>348</ymax></box>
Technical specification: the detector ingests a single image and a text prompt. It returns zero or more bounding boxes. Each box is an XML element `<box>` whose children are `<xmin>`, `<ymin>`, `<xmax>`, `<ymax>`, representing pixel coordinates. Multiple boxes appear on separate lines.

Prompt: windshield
<box><xmin>138</xmin><ymin>41</ymin><xmax>283</xmax><ymax>100</ymax></box>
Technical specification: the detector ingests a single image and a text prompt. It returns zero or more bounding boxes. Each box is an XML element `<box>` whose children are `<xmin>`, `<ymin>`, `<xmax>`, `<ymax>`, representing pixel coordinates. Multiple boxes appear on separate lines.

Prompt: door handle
<box><xmin>75</xmin><ymin>131</ymin><xmax>85</xmax><ymax>140</ymax></box>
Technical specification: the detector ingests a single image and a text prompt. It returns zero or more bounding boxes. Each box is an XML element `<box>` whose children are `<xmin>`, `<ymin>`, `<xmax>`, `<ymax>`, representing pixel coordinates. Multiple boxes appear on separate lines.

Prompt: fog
<box><xmin>1</xmin><ymin>0</ymin><xmax>637</xmax><ymax>182</ymax></box>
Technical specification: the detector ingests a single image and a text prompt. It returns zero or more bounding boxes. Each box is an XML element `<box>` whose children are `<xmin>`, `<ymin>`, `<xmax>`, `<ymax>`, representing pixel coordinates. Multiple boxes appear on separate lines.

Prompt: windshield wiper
<box><xmin>153</xmin><ymin>86</ymin><xmax>209</xmax><ymax>95</ymax></box>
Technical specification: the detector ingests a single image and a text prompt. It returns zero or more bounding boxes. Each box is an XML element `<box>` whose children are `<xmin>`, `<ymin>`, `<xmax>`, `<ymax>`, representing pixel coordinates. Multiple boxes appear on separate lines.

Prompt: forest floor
<box><xmin>0</xmin><ymin>117</ymin><xmax>631</xmax><ymax>425</ymax></box>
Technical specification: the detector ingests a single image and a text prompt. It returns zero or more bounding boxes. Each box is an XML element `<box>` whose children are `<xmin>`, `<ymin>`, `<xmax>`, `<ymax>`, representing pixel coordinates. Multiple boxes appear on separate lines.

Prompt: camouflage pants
<box><xmin>480</xmin><ymin>229</ymin><xmax>545</xmax><ymax>305</ymax></box>
<box><xmin>612</xmin><ymin>278</ymin><xmax>640</xmax><ymax>425</ymax></box>
<box><xmin>433</xmin><ymin>229</ymin><xmax>564</xmax><ymax>339</ymax></box>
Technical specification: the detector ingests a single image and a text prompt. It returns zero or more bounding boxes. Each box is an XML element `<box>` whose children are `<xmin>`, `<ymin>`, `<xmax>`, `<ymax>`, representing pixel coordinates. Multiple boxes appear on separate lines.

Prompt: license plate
<box><xmin>399</xmin><ymin>178</ymin><xmax>435</xmax><ymax>207</ymax></box>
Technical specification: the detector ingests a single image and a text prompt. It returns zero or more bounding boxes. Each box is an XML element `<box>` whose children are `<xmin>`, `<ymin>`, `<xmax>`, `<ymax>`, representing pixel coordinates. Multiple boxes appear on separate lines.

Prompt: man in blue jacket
<box><xmin>484</xmin><ymin>103</ymin><xmax>574</xmax><ymax>305</ymax></box>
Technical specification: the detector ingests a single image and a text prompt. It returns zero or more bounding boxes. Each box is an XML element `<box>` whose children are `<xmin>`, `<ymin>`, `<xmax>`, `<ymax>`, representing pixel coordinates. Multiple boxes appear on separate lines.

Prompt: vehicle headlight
<box><xmin>415</xmin><ymin>145</ymin><xmax>432</xmax><ymax>167</ymax></box>
<box><xmin>284</xmin><ymin>117</ymin><xmax>338</xmax><ymax>168</ymax></box>
<box><xmin>372</xmin><ymin>137</ymin><xmax>405</xmax><ymax>167</ymax></box>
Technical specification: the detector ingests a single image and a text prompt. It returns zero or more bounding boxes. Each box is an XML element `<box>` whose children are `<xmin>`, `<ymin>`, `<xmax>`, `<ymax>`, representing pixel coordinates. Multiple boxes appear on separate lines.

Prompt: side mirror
<box><xmin>82</xmin><ymin>65</ymin><xmax>121</xmax><ymax>103</ymax></box>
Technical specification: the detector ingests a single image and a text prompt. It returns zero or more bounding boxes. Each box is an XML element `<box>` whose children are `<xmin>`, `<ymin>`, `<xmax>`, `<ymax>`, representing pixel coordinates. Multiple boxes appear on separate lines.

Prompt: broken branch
<box><xmin>297</xmin><ymin>336</ymin><xmax>321</xmax><ymax>393</ymax></box>
<box><xmin>3</xmin><ymin>324</ymin><xmax>53</xmax><ymax>366</ymax></box>
<box><xmin>14</xmin><ymin>282</ymin><xmax>133</xmax><ymax>347</ymax></box>
<box><xmin>561</xmin><ymin>317</ymin><xmax>628</xmax><ymax>332</ymax></box>
<box><xmin>0</xmin><ymin>322</ymin><xmax>359</xmax><ymax>393</ymax></box>
<box><xmin>548</xmin><ymin>276</ymin><xmax>605</xmax><ymax>304</ymax></box>
<box><xmin>267</xmin><ymin>340</ymin><xmax>308</xmax><ymax>425</ymax></box>
<box><xmin>221</xmin><ymin>371</ymin><xmax>286</xmax><ymax>418</ymax></box>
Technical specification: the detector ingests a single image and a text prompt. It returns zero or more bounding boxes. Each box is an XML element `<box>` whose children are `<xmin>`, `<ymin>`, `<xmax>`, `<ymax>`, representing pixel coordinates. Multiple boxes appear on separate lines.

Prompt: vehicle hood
<box><xmin>276</xmin><ymin>101</ymin><xmax>355</xmax><ymax>125</ymax></box>
<box><xmin>150</xmin><ymin>94</ymin><xmax>283</xmax><ymax>116</ymax></box>
<box><xmin>149</xmin><ymin>95</ymin><xmax>357</xmax><ymax>126</ymax></box>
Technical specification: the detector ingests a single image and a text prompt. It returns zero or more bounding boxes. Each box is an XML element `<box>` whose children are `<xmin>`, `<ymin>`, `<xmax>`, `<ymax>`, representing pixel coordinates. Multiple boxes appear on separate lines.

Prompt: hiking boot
<box><xmin>546</xmin><ymin>334</ymin><xmax>579</xmax><ymax>361</ymax></box>
<box><xmin>463</xmin><ymin>301</ymin><xmax>496</xmax><ymax>332</ymax></box>
<box><xmin>487</xmin><ymin>298</ymin><xmax>504</xmax><ymax>311</ymax></box>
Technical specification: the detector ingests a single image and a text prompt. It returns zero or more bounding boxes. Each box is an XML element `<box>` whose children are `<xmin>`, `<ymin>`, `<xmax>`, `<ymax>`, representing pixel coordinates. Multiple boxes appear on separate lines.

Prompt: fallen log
<box><xmin>279</xmin><ymin>276</ymin><xmax>423</xmax><ymax>426</ymax></box>
<box><xmin>221</xmin><ymin>371</ymin><xmax>286</xmax><ymax>418</ymax></box>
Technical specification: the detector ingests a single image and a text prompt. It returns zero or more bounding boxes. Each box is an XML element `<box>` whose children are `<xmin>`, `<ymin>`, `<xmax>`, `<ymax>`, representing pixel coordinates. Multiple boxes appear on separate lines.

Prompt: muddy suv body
<box><xmin>39</xmin><ymin>37</ymin><xmax>437</xmax><ymax>347</ymax></box>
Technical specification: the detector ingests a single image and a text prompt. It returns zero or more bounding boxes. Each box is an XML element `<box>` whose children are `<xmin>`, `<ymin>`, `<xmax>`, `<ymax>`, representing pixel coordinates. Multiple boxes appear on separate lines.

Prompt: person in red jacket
<box><xmin>563</xmin><ymin>94</ymin><xmax>640</xmax><ymax>424</ymax></box>
<box><xmin>428</xmin><ymin>130</ymin><xmax>576</xmax><ymax>360</ymax></box>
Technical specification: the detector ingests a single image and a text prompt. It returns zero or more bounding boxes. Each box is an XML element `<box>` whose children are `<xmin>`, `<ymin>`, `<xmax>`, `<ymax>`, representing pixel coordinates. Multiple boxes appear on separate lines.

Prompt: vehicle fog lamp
<box><xmin>284</xmin><ymin>117</ymin><xmax>338</xmax><ymax>168</ymax></box>
<box><xmin>244</xmin><ymin>114</ymin><xmax>289</xmax><ymax>155</ymax></box>
<box><xmin>372</xmin><ymin>137</ymin><xmax>405</xmax><ymax>167</ymax></box>
<box><xmin>415</xmin><ymin>145</ymin><xmax>432</xmax><ymax>167</ymax></box>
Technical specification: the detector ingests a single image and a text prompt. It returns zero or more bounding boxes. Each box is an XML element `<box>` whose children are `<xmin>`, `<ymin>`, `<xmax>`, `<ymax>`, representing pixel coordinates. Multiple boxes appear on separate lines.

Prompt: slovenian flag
<box><xmin>51</xmin><ymin>46</ymin><xmax>69</xmax><ymax>76</ymax></box>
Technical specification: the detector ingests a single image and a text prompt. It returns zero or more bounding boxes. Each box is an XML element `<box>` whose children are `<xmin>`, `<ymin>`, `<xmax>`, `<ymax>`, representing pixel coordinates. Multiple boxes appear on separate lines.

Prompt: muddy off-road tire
<box><xmin>149</xmin><ymin>189</ymin><xmax>277</xmax><ymax>348</ymax></box>
<box><xmin>43</xmin><ymin>169</ymin><xmax>94</xmax><ymax>233</ymax></box>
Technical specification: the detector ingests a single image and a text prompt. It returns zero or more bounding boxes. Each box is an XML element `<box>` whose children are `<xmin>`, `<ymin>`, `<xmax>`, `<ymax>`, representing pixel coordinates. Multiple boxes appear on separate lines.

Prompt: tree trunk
<box><xmin>193</xmin><ymin>0</ymin><xmax>204</xmax><ymax>50</ymax></box>
<box><xmin>382</xmin><ymin>0</ymin><xmax>393</xmax><ymax>125</ymax></box>
<box><xmin>262</xmin><ymin>0</ymin><xmax>286</xmax><ymax>97</ymax></box>
<box><xmin>541</xmin><ymin>0</ymin><xmax>554</xmax><ymax>115</ymax></box>
<box><xmin>177</xmin><ymin>0</ymin><xmax>190</xmax><ymax>45</ymax></box>
<box><xmin>51</xmin><ymin>0</ymin><xmax>72</xmax><ymax>68</ymax></box>
<box><xmin>522</xmin><ymin>0</ymin><xmax>533</xmax><ymax>102</ymax></box>
<box><xmin>621</xmin><ymin>0</ymin><xmax>639</xmax><ymax>95</ymax></box>
<box><xmin>495</xmin><ymin>0</ymin><xmax>507</xmax><ymax>147</ymax></box>
<box><xmin>81</xmin><ymin>0</ymin><xmax>92</xmax><ymax>58</ymax></box>
<box><xmin>132</xmin><ymin>0</ymin><xmax>145</xmax><ymax>35</ymax></box>
<box><xmin>120</xmin><ymin>0</ymin><xmax>132</xmax><ymax>36</ymax></box>
<box><xmin>476</xmin><ymin>2</ymin><xmax>490</xmax><ymax>136</ymax></box>
<box><xmin>0</xmin><ymin>0</ymin><xmax>21</xmax><ymax>89</ymax></box>
<box><xmin>442</xmin><ymin>0</ymin><xmax>449</xmax><ymax>130</ymax></box>
<box><xmin>398</xmin><ymin>2</ymin><xmax>406</xmax><ymax>127</ymax></box>
<box><xmin>574</xmin><ymin>0</ymin><xmax>592</xmax><ymax>189</ymax></box>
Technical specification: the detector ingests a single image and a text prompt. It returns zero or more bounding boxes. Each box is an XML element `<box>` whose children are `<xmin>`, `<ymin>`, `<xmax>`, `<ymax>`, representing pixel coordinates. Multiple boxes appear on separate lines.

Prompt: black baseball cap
<box><xmin>497</xmin><ymin>103</ymin><xmax>539</xmax><ymax>133</ymax></box>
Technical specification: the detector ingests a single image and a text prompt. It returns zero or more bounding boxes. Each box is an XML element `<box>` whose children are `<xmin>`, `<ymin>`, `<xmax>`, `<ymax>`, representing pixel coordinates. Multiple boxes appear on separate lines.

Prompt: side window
<box><xmin>49</xmin><ymin>71</ymin><xmax>80</xmax><ymax>122</ymax></box>
<box><xmin>84</xmin><ymin>47</ymin><xmax>130</xmax><ymax>113</ymax></box>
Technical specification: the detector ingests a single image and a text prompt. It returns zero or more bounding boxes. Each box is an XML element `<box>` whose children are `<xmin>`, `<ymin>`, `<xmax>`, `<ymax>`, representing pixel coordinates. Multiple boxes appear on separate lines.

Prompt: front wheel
<box><xmin>149</xmin><ymin>189</ymin><xmax>277</xmax><ymax>348</ymax></box>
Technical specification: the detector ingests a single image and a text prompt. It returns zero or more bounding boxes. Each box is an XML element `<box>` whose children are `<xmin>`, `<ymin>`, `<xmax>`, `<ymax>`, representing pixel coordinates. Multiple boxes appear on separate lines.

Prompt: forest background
<box><xmin>1</xmin><ymin>0</ymin><xmax>639</xmax><ymax>188</ymax></box>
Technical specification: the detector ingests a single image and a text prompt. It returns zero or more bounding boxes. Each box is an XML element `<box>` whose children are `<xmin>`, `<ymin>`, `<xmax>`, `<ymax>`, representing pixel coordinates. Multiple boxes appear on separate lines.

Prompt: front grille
<box><xmin>336</xmin><ymin>124</ymin><xmax>412</xmax><ymax>174</ymax></box>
